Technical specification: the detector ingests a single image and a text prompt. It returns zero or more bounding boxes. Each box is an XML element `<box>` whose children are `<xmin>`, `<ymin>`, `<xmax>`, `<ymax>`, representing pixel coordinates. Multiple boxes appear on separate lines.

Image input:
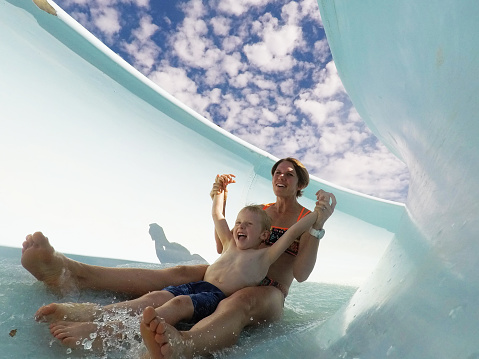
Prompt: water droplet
<box><xmin>387</xmin><ymin>345</ymin><xmax>396</xmax><ymax>356</ymax></box>
<box><xmin>66</xmin><ymin>348</ymin><xmax>72</xmax><ymax>354</ymax></box>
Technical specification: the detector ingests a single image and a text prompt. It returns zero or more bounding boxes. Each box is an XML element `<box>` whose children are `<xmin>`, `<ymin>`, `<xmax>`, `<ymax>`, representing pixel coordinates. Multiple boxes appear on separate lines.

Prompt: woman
<box><xmin>22</xmin><ymin>158</ymin><xmax>336</xmax><ymax>356</ymax></box>
<box><xmin>140</xmin><ymin>157</ymin><xmax>336</xmax><ymax>358</ymax></box>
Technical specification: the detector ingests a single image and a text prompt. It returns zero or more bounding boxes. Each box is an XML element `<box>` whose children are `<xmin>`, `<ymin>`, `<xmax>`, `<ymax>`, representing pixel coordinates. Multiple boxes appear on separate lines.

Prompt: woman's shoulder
<box><xmin>262</xmin><ymin>203</ymin><xmax>275</xmax><ymax>210</ymax></box>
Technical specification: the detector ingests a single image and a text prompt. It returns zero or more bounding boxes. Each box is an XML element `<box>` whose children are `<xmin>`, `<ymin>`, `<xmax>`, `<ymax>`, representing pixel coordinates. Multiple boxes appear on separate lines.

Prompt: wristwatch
<box><xmin>309</xmin><ymin>227</ymin><xmax>325</xmax><ymax>240</ymax></box>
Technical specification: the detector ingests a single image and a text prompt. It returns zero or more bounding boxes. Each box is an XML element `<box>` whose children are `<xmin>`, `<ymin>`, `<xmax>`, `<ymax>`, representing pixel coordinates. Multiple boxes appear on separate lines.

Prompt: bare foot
<box><xmin>49</xmin><ymin>320</ymin><xmax>124</xmax><ymax>352</ymax></box>
<box><xmin>21</xmin><ymin>232</ymin><xmax>74</xmax><ymax>290</ymax></box>
<box><xmin>140</xmin><ymin>306</ymin><xmax>193</xmax><ymax>359</ymax></box>
<box><xmin>35</xmin><ymin>302</ymin><xmax>101</xmax><ymax>323</ymax></box>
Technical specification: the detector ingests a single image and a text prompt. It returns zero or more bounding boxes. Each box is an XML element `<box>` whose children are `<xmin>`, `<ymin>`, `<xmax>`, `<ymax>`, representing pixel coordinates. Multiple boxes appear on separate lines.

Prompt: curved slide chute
<box><xmin>314</xmin><ymin>1</ymin><xmax>479</xmax><ymax>358</ymax></box>
<box><xmin>1</xmin><ymin>0</ymin><xmax>476</xmax><ymax>358</ymax></box>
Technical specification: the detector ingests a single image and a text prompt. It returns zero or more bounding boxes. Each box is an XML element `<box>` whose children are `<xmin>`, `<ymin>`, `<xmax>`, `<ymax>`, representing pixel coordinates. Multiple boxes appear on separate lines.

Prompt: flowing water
<box><xmin>0</xmin><ymin>246</ymin><xmax>356</xmax><ymax>358</ymax></box>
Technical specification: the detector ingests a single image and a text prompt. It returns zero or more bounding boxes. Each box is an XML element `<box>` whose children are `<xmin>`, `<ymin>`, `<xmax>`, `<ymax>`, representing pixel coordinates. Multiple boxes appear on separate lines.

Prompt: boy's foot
<box><xmin>21</xmin><ymin>232</ymin><xmax>73</xmax><ymax>290</ymax></box>
<box><xmin>35</xmin><ymin>302</ymin><xmax>101</xmax><ymax>323</ymax></box>
<box><xmin>140</xmin><ymin>306</ymin><xmax>192</xmax><ymax>359</ymax></box>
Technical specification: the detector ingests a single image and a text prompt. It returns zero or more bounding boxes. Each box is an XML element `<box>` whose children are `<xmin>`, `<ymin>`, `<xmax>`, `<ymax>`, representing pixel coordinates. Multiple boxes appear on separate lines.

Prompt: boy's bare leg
<box><xmin>141</xmin><ymin>286</ymin><xmax>284</xmax><ymax>358</ymax></box>
<box><xmin>48</xmin><ymin>292</ymin><xmax>194</xmax><ymax>354</ymax></box>
<box><xmin>21</xmin><ymin>232</ymin><xmax>208</xmax><ymax>295</ymax></box>
<box><xmin>35</xmin><ymin>302</ymin><xmax>102</xmax><ymax>323</ymax></box>
<box><xmin>152</xmin><ymin>295</ymin><xmax>195</xmax><ymax>326</ymax></box>
<box><xmin>36</xmin><ymin>290</ymin><xmax>176</xmax><ymax>325</ymax></box>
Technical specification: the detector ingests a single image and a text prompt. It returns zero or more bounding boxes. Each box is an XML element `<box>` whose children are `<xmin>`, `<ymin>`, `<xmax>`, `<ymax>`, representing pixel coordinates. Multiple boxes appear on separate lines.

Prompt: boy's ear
<box><xmin>260</xmin><ymin>230</ymin><xmax>270</xmax><ymax>241</ymax></box>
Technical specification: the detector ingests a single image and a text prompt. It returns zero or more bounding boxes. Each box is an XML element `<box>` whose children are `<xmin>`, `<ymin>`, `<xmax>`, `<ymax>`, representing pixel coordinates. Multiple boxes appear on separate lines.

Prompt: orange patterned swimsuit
<box><xmin>259</xmin><ymin>203</ymin><xmax>311</xmax><ymax>297</ymax></box>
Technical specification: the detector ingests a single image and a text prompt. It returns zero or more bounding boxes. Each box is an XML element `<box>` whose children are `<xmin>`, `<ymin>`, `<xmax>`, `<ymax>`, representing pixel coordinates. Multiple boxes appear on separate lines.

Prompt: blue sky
<box><xmin>56</xmin><ymin>0</ymin><xmax>409</xmax><ymax>202</ymax></box>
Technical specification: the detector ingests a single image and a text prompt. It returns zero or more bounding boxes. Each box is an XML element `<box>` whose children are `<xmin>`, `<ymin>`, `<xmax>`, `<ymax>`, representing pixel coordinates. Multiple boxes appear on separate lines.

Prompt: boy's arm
<box><xmin>265</xmin><ymin>209</ymin><xmax>319</xmax><ymax>265</ymax></box>
<box><xmin>210</xmin><ymin>178</ymin><xmax>226</xmax><ymax>253</ymax></box>
<box><xmin>211</xmin><ymin>175</ymin><xmax>236</xmax><ymax>250</ymax></box>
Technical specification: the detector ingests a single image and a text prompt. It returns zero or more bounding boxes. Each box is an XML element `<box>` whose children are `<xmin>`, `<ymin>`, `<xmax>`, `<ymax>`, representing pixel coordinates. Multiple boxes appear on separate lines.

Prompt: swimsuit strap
<box><xmin>263</xmin><ymin>203</ymin><xmax>311</xmax><ymax>222</ymax></box>
<box><xmin>297</xmin><ymin>207</ymin><xmax>311</xmax><ymax>221</ymax></box>
<box><xmin>262</xmin><ymin>203</ymin><xmax>275</xmax><ymax>210</ymax></box>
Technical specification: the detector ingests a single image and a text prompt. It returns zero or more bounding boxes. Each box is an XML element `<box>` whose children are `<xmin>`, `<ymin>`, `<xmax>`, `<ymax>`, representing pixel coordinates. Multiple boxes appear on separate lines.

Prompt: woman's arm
<box><xmin>294</xmin><ymin>190</ymin><xmax>337</xmax><ymax>282</ymax></box>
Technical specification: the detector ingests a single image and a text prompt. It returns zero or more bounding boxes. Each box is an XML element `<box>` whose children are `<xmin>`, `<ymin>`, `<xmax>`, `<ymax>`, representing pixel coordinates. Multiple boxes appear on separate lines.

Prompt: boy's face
<box><xmin>233</xmin><ymin>209</ymin><xmax>269</xmax><ymax>250</ymax></box>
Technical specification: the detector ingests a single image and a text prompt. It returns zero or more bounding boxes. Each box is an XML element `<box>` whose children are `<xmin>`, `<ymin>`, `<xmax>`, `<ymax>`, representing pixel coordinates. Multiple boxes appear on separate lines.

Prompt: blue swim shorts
<box><xmin>163</xmin><ymin>281</ymin><xmax>226</xmax><ymax>323</ymax></box>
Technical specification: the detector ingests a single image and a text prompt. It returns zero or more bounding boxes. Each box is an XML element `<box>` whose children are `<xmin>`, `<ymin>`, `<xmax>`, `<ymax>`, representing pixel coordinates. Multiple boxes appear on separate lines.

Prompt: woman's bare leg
<box><xmin>21</xmin><ymin>232</ymin><xmax>208</xmax><ymax>295</ymax></box>
<box><xmin>140</xmin><ymin>286</ymin><xmax>285</xmax><ymax>358</ymax></box>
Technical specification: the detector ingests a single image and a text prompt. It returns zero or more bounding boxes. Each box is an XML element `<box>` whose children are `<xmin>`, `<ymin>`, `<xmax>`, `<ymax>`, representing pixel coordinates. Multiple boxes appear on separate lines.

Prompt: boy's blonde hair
<box><xmin>241</xmin><ymin>205</ymin><xmax>272</xmax><ymax>232</ymax></box>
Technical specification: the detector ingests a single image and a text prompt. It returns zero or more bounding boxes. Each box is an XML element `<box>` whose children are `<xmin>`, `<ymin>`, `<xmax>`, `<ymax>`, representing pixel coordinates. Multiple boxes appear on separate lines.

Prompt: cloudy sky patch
<box><xmin>56</xmin><ymin>0</ymin><xmax>409</xmax><ymax>202</ymax></box>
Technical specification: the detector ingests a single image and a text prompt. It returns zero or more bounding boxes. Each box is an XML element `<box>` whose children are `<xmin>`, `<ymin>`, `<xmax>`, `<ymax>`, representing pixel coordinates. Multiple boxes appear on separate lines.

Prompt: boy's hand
<box><xmin>210</xmin><ymin>174</ymin><xmax>236</xmax><ymax>199</ymax></box>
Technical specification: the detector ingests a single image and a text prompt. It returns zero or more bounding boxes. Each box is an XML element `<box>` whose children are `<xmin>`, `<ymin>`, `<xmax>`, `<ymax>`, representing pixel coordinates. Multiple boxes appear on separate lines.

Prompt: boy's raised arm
<box><xmin>265</xmin><ymin>208</ymin><xmax>319</xmax><ymax>264</ymax></box>
<box><xmin>211</xmin><ymin>174</ymin><xmax>236</xmax><ymax>250</ymax></box>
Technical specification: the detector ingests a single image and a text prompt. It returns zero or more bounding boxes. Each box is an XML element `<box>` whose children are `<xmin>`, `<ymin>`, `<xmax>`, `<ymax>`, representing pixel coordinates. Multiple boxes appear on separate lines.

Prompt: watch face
<box><xmin>310</xmin><ymin>228</ymin><xmax>325</xmax><ymax>239</ymax></box>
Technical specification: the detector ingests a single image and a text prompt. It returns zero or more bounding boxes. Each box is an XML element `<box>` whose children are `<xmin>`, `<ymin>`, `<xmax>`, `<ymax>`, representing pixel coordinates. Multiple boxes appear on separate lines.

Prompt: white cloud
<box><xmin>222</xmin><ymin>52</ymin><xmax>245</xmax><ymax>77</ymax></box>
<box><xmin>243</xmin><ymin>14</ymin><xmax>302</xmax><ymax>72</ymax></box>
<box><xmin>222</xmin><ymin>35</ymin><xmax>243</xmax><ymax>53</ymax></box>
<box><xmin>295</xmin><ymin>97</ymin><xmax>344</xmax><ymax>126</ymax></box>
<box><xmin>251</xmin><ymin>76</ymin><xmax>277</xmax><ymax>90</ymax></box>
<box><xmin>128</xmin><ymin>0</ymin><xmax>149</xmax><ymax>7</ymax></box>
<box><xmin>180</xmin><ymin>0</ymin><xmax>207</xmax><ymax>18</ymax></box>
<box><xmin>210</xmin><ymin>16</ymin><xmax>231</xmax><ymax>36</ymax></box>
<box><xmin>217</xmin><ymin>0</ymin><xmax>273</xmax><ymax>16</ymax></box>
<box><xmin>91</xmin><ymin>7</ymin><xmax>121</xmax><ymax>38</ymax></box>
<box><xmin>297</xmin><ymin>0</ymin><xmax>322</xmax><ymax>24</ymax></box>
<box><xmin>203</xmin><ymin>65</ymin><xmax>223</xmax><ymax>87</ymax></box>
<box><xmin>244</xmin><ymin>42</ymin><xmax>296</xmax><ymax>72</ymax></box>
<box><xmin>260</xmin><ymin>108</ymin><xmax>278</xmax><ymax>125</ymax></box>
<box><xmin>280</xmin><ymin>78</ymin><xmax>296</xmax><ymax>96</ymax></box>
<box><xmin>313</xmin><ymin>38</ymin><xmax>331</xmax><ymax>63</ymax></box>
<box><xmin>312</xmin><ymin>61</ymin><xmax>346</xmax><ymax>99</ymax></box>
<box><xmin>246</xmin><ymin>93</ymin><xmax>261</xmax><ymax>106</ymax></box>
<box><xmin>229</xmin><ymin>71</ymin><xmax>252</xmax><ymax>88</ymax></box>
<box><xmin>319</xmin><ymin>147</ymin><xmax>409</xmax><ymax>202</ymax></box>
<box><xmin>208</xmin><ymin>88</ymin><xmax>222</xmax><ymax>104</ymax></box>
<box><xmin>149</xmin><ymin>66</ymin><xmax>211</xmax><ymax>116</ymax></box>
<box><xmin>172</xmin><ymin>18</ymin><xmax>210</xmax><ymax>66</ymax></box>
<box><xmin>132</xmin><ymin>15</ymin><xmax>159</xmax><ymax>42</ymax></box>
<box><xmin>120</xmin><ymin>15</ymin><xmax>160</xmax><ymax>73</ymax></box>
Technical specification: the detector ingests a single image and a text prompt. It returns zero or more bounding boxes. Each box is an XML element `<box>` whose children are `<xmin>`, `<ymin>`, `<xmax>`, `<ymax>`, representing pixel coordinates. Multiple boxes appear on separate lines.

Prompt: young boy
<box><xmin>35</xmin><ymin>174</ymin><xmax>322</xmax><ymax>350</ymax></box>
<box><xmin>137</xmin><ymin>173</ymin><xmax>321</xmax><ymax>326</ymax></box>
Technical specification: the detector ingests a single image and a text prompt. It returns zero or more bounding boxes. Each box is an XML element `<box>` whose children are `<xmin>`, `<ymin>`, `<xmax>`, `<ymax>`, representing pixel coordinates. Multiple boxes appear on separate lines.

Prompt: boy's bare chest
<box><xmin>216</xmin><ymin>249</ymin><xmax>268</xmax><ymax>281</ymax></box>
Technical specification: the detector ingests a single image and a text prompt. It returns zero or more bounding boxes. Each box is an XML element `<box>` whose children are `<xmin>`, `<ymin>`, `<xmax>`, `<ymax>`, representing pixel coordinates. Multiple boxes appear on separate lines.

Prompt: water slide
<box><xmin>0</xmin><ymin>0</ymin><xmax>477</xmax><ymax>358</ymax></box>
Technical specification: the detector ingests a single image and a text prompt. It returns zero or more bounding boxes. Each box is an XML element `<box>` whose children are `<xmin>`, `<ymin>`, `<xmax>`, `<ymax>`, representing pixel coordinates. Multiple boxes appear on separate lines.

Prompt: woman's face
<box><xmin>272</xmin><ymin>161</ymin><xmax>300</xmax><ymax>197</ymax></box>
